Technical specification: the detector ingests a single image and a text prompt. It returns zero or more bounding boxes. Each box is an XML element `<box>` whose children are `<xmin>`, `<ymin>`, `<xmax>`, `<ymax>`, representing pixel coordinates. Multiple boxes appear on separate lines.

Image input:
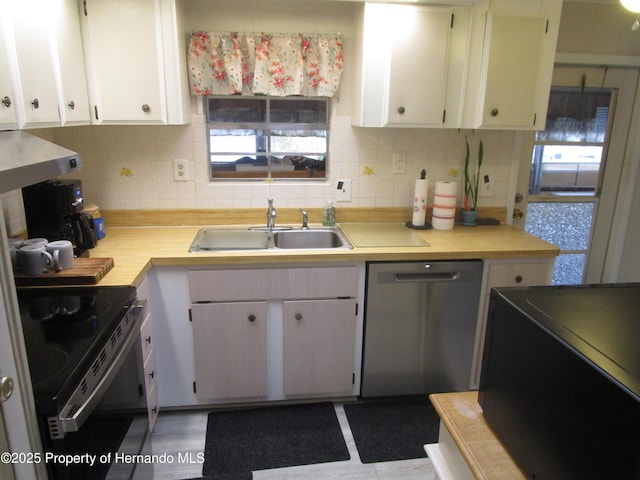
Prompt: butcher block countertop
<box><xmin>429</xmin><ymin>392</ymin><xmax>527</xmax><ymax>480</ymax></box>
<box><xmin>87</xmin><ymin>221</ymin><xmax>559</xmax><ymax>287</ymax></box>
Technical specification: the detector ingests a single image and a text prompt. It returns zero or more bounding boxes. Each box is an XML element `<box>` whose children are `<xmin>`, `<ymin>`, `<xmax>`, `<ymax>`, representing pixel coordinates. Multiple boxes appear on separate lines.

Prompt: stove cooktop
<box><xmin>17</xmin><ymin>286</ymin><xmax>136</xmax><ymax>415</ymax></box>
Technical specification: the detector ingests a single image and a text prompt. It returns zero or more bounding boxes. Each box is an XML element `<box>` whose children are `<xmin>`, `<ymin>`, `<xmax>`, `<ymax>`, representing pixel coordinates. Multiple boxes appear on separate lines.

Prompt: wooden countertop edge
<box><xmin>87</xmin><ymin>223</ymin><xmax>559</xmax><ymax>287</ymax></box>
<box><xmin>429</xmin><ymin>392</ymin><xmax>527</xmax><ymax>480</ymax></box>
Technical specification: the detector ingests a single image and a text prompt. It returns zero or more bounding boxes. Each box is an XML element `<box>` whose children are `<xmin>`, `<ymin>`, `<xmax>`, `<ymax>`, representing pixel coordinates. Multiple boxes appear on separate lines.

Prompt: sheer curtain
<box><xmin>188</xmin><ymin>32</ymin><xmax>344</xmax><ymax>97</ymax></box>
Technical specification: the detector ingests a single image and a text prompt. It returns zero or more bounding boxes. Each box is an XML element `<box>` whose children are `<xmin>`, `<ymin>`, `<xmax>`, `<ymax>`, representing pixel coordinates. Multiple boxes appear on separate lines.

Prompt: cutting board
<box><xmin>14</xmin><ymin>257</ymin><xmax>114</xmax><ymax>286</ymax></box>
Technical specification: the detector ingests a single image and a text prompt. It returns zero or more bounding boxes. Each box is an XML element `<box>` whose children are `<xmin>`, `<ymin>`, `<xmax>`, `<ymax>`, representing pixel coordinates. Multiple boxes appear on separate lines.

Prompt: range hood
<box><xmin>0</xmin><ymin>131</ymin><xmax>82</xmax><ymax>194</ymax></box>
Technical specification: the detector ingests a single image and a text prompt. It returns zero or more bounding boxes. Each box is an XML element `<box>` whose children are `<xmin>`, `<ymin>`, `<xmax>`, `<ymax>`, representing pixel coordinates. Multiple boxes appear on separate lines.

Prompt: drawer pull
<box><xmin>515</xmin><ymin>275</ymin><xmax>523</xmax><ymax>283</ymax></box>
<box><xmin>149</xmin><ymin>370</ymin><xmax>155</xmax><ymax>379</ymax></box>
<box><xmin>145</xmin><ymin>336</ymin><xmax>152</xmax><ymax>344</ymax></box>
<box><xmin>295</xmin><ymin>313</ymin><xmax>303</xmax><ymax>321</ymax></box>
<box><xmin>248</xmin><ymin>314</ymin><xmax>256</xmax><ymax>322</ymax></box>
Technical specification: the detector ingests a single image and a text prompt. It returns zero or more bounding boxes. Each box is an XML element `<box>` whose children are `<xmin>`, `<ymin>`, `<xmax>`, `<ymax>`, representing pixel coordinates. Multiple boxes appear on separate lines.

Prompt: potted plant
<box><xmin>462</xmin><ymin>136</ymin><xmax>483</xmax><ymax>225</ymax></box>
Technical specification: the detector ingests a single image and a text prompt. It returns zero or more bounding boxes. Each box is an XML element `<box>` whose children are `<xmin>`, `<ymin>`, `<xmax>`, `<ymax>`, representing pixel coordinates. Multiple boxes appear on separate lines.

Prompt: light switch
<box><xmin>336</xmin><ymin>179</ymin><xmax>351</xmax><ymax>201</ymax></box>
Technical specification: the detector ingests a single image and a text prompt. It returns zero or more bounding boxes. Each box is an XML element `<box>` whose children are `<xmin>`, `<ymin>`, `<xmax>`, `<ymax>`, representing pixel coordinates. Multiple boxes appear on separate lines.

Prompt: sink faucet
<box><xmin>267</xmin><ymin>198</ymin><xmax>276</xmax><ymax>230</ymax></box>
<box><xmin>299</xmin><ymin>209</ymin><xmax>309</xmax><ymax>230</ymax></box>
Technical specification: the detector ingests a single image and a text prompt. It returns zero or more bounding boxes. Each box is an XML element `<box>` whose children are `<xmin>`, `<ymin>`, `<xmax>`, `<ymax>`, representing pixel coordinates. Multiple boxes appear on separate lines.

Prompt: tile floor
<box><xmin>133</xmin><ymin>404</ymin><xmax>437</xmax><ymax>480</ymax></box>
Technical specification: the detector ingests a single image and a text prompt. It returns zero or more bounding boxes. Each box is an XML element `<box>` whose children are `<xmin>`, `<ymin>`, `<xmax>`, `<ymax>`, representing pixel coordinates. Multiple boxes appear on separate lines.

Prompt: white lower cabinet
<box><xmin>152</xmin><ymin>264</ymin><xmax>366</xmax><ymax>407</ymax></box>
<box><xmin>470</xmin><ymin>257</ymin><xmax>555</xmax><ymax>388</ymax></box>
<box><xmin>191</xmin><ymin>301</ymin><xmax>268</xmax><ymax>400</ymax></box>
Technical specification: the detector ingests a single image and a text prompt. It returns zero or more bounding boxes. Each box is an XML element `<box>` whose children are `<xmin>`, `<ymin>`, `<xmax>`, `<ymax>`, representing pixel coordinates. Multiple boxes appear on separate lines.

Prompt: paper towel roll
<box><xmin>412</xmin><ymin>179</ymin><xmax>429</xmax><ymax>226</ymax></box>
<box><xmin>432</xmin><ymin>181</ymin><xmax>457</xmax><ymax>230</ymax></box>
<box><xmin>432</xmin><ymin>216</ymin><xmax>454</xmax><ymax>230</ymax></box>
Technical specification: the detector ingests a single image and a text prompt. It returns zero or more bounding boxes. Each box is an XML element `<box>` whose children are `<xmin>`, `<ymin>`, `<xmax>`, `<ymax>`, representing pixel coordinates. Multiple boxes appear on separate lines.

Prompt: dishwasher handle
<box><xmin>391</xmin><ymin>271</ymin><xmax>460</xmax><ymax>282</ymax></box>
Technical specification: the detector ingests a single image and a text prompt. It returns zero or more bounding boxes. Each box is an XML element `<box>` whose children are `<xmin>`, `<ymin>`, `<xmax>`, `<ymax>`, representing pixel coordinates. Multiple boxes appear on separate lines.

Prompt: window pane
<box><xmin>270</xmin><ymin>129</ymin><xmax>326</xmax><ymax>154</ymax></box>
<box><xmin>270</xmin><ymin>99</ymin><xmax>327</xmax><ymax>123</ymax></box>
<box><xmin>207</xmin><ymin>98</ymin><xmax>267</xmax><ymax>123</ymax></box>
<box><xmin>536</xmin><ymin>88</ymin><xmax>611</xmax><ymax>142</ymax></box>
<box><xmin>552</xmin><ymin>254</ymin><xmax>586</xmax><ymax>285</ymax></box>
<box><xmin>209</xmin><ymin>129</ymin><xmax>258</xmax><ymax>158</ymax></box>
<box><xmin>532</xmin><ymin>145</ymin><xmax>602</xmax><ymax>191</ymax></box>
<box><xmin>525</xmin><ymin>202</ymin><xmax>594</xmax><ymax>251</ymax></box>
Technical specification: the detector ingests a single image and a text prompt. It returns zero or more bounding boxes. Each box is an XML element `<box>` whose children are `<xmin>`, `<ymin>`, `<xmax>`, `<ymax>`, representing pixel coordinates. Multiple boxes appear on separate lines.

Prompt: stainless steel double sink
<box><xmin>189</xmin><ymin>226</ymin><xmax>353</xmax><ymax>252</ymax></box>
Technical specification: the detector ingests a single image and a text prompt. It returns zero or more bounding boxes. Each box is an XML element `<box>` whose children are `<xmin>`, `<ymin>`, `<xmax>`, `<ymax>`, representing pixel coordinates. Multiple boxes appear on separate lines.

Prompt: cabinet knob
<box><xmin>145</xmin><ymin>335</ymin><xmax>152</xmax><ymax>344</ymax></box>
<box><xmin>248</xmin><ymin>314</ymin><xmax>256</xmax><ymax>322</ymax></box>
<box><xmin>152</xmin><ymin>406</ymin><xmax>157</xmax><ymax>414</ymax></box>
<box><xmin>397</xmin><ymin>106</ymin><xmax>405</xmax><ymax>115</ymax></box>
<box><xmin>149</xmin><ymin>370</ymin><xmax>155</xmax><ymax>379</ymax></box>
<box><xmin>515</xmin><ymin>275</ymin><xmax>523</xmax><ymax>283</ymax></box>
<box><xmin>141</xmin><ymin>104</ymin><xmax>150</xmax><ymax>113</ymax></box>
<box><xmin>68</xmin><ymin>100</ymin><xmax>75</xmax><ymax>110</ymax></box>
<box><xmin>490</xmin><ymin>108</ymin><xmax>499</xmax><ymax>117</ymax></box>
<box><xmin>295</xmin><ymin>313</ymin><xmax>303</xmax><ymax>321</ymax></box>
<box><xmin>31</xmin><ymin>98</ymin><xmax>40</xmax><ymax>109</ymax></box>
<box><xmin>1</xmin><ymin>96</ymin><xmax>11</xmax><ymax>108</ymax></box>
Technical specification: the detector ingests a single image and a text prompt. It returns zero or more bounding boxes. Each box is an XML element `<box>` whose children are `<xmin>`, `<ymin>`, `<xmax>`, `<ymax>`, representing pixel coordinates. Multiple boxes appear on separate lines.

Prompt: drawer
<box><xmin>486</xmin><ymin>262</ymin><xmax>552</xmax><ymax>289</ymax></box>
<box><xmin>139</xmin><ymin>313</ymin><xmax>153</xmax><ymax>362</ymax></box>
<box><xmin>189</xmin><ymin>267</ymin><xmax>358</xmax><ymax>302</ymax></box>
<box><xmin>146</xmin><ymin>382</ymin><xmax>159</xmax><ymax>433</ymax></box>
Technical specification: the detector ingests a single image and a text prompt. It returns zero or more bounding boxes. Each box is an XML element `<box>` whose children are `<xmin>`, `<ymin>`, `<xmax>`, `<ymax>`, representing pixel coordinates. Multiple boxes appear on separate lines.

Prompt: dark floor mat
<box><xmin>202</xmin><ymin>402</ymin><xmax>350</xmax><ymax>477</ymax></box>
<box><xmin>343</xmin><ymin>396</ymin><xmax>440</xmax><ymax>463</ymax></box>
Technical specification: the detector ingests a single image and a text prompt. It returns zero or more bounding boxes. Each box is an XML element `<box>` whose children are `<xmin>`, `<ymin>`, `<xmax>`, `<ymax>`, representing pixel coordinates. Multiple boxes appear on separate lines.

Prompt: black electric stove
<box><xmin>17</xmin><ymin>286</ymin><xmax>137</xmax><ymax>415</ymax></box>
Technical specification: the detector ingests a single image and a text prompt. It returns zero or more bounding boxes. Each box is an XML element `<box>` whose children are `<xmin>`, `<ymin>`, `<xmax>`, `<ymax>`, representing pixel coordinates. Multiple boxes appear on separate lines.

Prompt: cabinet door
<box><xmin>191</xmin><ymin>302</ymin><xmax>268</xmax><ymax>400</ymax></box>
<box><xmin>283</xmin><ymin>299</ymin><xmax>356</xmax><ymax>397</ymax></box>
<box><xmin>54</xmin><ymin>0</ymin><xmax>90</xmax><ymax>125</ymax></box>
<box><xmin>464</xmin><ymin>0</ymin><xmax>562</xmax><ymax>130</ymax></box>
<box><xmin>81</xmin><ymin>0</ymin><xmax>166</xmax><ymax>124</ymax></box>
<box><xmin>386</xmin><ymin>6</ymin><xmax>452</xmax><ymax>126</ymax></box>
<box><xmin>480</xmin><ymin>13</ymin><xmax>546</xmax><ymax>128</ymax></box>
<box><xmin>5</xmin><ymin>3</ymin><xmax>60</xmax><ymax>128</ymax></box>
<box><xmin>0</xmin><ymin>20</ymin><xmax>17</xmax><ymax>129</ymax></box>
<box><xmin>354</xmin><ymin>3</ymin><xmax>466</xmax><ymax>128</ymax></box>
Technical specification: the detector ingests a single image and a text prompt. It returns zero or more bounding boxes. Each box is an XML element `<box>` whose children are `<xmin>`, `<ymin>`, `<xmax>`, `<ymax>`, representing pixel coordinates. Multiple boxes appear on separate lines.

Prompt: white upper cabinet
<box><xmin>54</xmin><ymin>0</ymin><xmax>90</xmax><ymax>126</ymax></box>
<box><xmin>2</xmin><ymin>1</ymin><xmax>61</xmax><ymax>128</ymax></box>
<box><xmin>0</xmin><ymin>20</ymin><xmax>17</xmax><ymax>130</ymax></box>
<box><xmin>79</xmin><ymin>0</ymin><xmax>190</xmax><ymax>125</ymax></box>
<box><xmin>462</xmin><ymin>0</ymin><xmax>562</xmax><ymax>130</ymax></box>
<box><xmin>353</xmin><ymin>3</ymin><xmax>469</xmax><ymax>128</ymax></box>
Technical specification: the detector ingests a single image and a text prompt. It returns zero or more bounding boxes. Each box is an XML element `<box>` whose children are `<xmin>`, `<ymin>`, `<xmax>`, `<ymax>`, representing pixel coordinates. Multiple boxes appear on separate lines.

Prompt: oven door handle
<box><xmin>57</xmin><ymin>300</ymin><xmax>145</xmax><ymax>434</ymax></box>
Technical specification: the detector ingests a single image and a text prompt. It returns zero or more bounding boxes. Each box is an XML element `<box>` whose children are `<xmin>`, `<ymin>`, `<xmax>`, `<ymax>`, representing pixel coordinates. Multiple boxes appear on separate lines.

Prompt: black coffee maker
<box><xmin>22</xmin><ymin>179</ymin><xmax>97</xmax><ymax>257</ymax></box>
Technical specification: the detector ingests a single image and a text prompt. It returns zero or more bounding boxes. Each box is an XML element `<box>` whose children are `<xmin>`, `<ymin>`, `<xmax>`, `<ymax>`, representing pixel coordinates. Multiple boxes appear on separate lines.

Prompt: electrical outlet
<box><xmin>392</xmin><ymin>153</ymin><xmax>406</xmax><ymax>174</ymax></box>
<box><xmin>174</xmin><ymin>159</ymin><xmax>189</xmax><ymax>181</ymax></box>
<box><xmin>479</xmin><ymin>174</ymin><xmax>494</xmax><ymax>197</ymax></box>
<box><xmin>336</xmin><ymin>179</ymin><xmax>351</xmax><ymax>201</ymax></box>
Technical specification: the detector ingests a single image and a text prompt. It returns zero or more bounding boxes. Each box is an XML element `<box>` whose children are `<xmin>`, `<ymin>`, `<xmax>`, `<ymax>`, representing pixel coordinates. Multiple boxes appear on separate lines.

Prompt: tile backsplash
<box><xmin>2</xmin><ymin>114</ymin><xmax>520</xmax><ymax>235</ymax></box>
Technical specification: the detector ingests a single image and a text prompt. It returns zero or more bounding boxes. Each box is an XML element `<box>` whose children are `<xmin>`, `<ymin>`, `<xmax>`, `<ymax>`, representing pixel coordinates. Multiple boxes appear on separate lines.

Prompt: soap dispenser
<box><xmin>322</xmin><ymin>200</ymin><xmax>336</xmax><ymax>226</ymax></box>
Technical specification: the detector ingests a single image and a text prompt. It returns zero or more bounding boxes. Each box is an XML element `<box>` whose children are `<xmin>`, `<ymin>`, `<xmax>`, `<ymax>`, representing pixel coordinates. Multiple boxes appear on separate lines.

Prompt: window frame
<box><xmin>205</xmin><ymin>95</ymin><xmax>331</xmax><ymax>181</ymax></box>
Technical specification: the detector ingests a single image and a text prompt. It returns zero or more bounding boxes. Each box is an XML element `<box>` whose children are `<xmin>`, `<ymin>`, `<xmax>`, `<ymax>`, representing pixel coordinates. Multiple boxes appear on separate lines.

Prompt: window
<box><xmin>206</xmin><ymin>96</ymin><xmax>330</xmax><ymax>180</ymax></box>
<box><xmin>530</xmin><ymin>88</ymin><xmax>611</xmax><ymax>194</ymax></box>
<box><xmin>525</xmin><ymin>87</ymin><xmax>614</xmax><ymax>285</ymax></box>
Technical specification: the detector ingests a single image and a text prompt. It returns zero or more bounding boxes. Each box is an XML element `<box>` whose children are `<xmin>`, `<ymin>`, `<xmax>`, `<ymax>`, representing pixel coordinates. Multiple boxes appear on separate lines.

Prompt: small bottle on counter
<box><xmin>322</xmin><ymin>200</ymin><xmax>336</xmax><ymax>226</ymax></box>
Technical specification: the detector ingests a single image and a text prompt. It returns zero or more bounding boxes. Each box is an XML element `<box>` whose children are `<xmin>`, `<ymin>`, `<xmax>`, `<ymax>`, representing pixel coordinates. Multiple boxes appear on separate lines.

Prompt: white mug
<box><xmin>46</xmin><ymin>240</ymin><xmax>74</xmax><ymax>271</ymax></box>
<box><xmin>19</xmin><ymin>245</ymin><xmax>53</xmax><ymax>275</ymax></box>
<box><xmin>23</xmin><ymin>237</ymin><xmax>49</xmax><ymax>247</ymax></box>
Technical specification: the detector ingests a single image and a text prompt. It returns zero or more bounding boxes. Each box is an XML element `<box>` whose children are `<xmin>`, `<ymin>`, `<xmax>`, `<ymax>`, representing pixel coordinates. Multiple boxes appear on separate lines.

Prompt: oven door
<box><xmin>42</xmin><ymin>301</ymin><xmax>149</xmax><ymax>480</ymax></box>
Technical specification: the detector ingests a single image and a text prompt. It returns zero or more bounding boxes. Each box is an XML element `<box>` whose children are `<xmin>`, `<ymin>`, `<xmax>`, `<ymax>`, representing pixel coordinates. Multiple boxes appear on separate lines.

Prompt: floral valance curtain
<box><xmin>187</xmin><ymin>32</ymin><xmax>344</xmax><ymax>97</ymax></box>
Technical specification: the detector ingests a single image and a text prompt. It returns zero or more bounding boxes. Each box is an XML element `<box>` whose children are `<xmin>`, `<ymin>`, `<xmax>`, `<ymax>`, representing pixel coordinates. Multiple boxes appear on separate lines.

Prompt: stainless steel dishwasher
<box><xmin>361</xmin><ymin>260</ymin><xmax>483</xmax><ymax>397</ymax></box>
